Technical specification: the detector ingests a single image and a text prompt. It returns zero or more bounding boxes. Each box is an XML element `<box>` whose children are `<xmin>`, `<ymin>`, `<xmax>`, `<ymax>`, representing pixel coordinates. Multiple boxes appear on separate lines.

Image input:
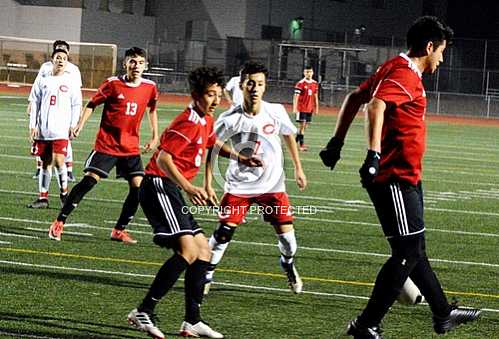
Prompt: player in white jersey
<box><xmin>31</xmin><ymin>40</ymin><xmax>82</xmax><ymax>182</ymax></box>
<box><xmin>27</xmin><ymin>49</ymin><xmax>82</xmax><ymax>209</ymax></box>
<box><xmin>205</xmin><ymin>61</ymin><xmax>307</xmax><ymax>294</ymax></box>
<box><xmin>223</xmin><ymin>70</ymin><xmax>243</xmax><ymax>108</ymax></box>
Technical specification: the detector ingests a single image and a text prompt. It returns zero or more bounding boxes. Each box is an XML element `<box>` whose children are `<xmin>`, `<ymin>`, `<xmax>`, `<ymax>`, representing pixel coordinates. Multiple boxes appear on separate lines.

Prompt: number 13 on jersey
<box><xmin>125</xmin><ymin>102</ymin><xmax>138</xmax><ymax>115</ymax></box>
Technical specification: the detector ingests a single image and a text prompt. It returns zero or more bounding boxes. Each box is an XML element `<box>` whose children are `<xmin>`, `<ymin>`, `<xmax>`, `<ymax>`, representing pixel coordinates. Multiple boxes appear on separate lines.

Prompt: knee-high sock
<box><xmin>57</xmin><ymin>175</ymin><xmax>97</xmax><ymax>222</ymax></box>
<box><xmin>55</xmin><ymin>164</ymin><xmax>68</xmax><ymax>193</ymax></box>
<box><xmin>114</xmin><ymin>186</ymin><xmax>140</xmax><ymax>230</ymax></box>
<box><xmin>206</xmin><ymin>235</ymin><xmax>229</xmax><ymax>281</ymax></box>
<box><xmin>39</xmin><ymin>167</ymin><xmax>51</xmax><ymax>199</ymax></box>
<box><xmin>65</xmin><ymin>141</ymin><xmax>73</xmax><ymax>171</ymax></box>
<box><xmin>139</xmin><ymin>253</ymin><xmax>189</xmax><ymax>313</ymax></box>
<box><xmin>184</xmin><ymin>260</ymin><xmax>209</xmax><ymax>323</ymax></box>
<box><xmin>277</xmin><ymin>229</ymin><xmax>297</xmax><ymax>264</ymax></box>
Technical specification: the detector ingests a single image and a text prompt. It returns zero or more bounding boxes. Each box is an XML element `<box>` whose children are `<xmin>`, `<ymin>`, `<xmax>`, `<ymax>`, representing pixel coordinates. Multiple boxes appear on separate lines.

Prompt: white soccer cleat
<box><xmin>281</xmin><ymin>261</ymin><xmax>303</xmax><ymax>294</ymax></box>
<box><xmin>127</xmin><ymin>308</ymin><xmax>165</xmax><ymax>339</ymax></box>
<box><xmin>179</xmin><ymin>320</ymin><xmax>224</xmax><ymax>338</ymax></box>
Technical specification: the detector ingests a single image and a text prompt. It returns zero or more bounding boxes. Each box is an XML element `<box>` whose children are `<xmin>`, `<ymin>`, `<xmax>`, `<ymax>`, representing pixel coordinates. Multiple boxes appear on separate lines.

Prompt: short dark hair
<box><xmin>51</xmin><ymin>48</ymin><xmax>68</xmax><ymax>58</ymax></box>
<box><xmin>188</xmin><ymin>66</ymin><xmax>225</xmax><ymax>96</ymax></box>
<box><xmin>304</xmin><ymin>64</ymin><xmax>313</xmax><ymax>70</ymax></box>
<box><xmin>124</xmin><ymin>47</ymin><xmax>146</xmax><ymax>59</ymax></box>
<box><xmin>240</xmin><ymin>61</ymin><xmax>269</xmax><ymax>80</ymax></box>
<box><xmin>407</xmin><ymin>16</ymin><xmax>453</xmax><ymax>52</ymax></box>
<box><xmin>53</xmin><ymin>40</ymin><xmax>69</xmax><ymax>51</ymax></box>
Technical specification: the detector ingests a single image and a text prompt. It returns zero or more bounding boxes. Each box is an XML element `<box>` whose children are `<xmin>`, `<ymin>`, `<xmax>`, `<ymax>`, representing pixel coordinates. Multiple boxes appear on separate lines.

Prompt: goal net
<box><xmin>0</xmin><ymin>36</ymin><xmax>117</xmax><ymax>89</ymax></box>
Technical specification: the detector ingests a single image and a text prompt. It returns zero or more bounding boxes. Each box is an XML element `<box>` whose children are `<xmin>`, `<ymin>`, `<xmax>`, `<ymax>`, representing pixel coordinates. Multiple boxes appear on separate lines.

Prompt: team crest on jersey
<box><xmin>59</xmin><ymin>85</ymin><xmax>69</xmax><ymax>92</ymax></box>
<box><xmin>262</xmin><ymin>123</ymin><xmax>275</xmax><ymax>134</ymax></box>
<box><xmin>117</xmin><ymin>93</ymin><xmax>125</xmax><ymax>99</ymax></box>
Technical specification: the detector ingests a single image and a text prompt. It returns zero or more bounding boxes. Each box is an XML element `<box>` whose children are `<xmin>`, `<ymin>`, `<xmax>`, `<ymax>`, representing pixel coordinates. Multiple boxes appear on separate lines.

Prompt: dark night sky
<box><xmin>447</xmin><ymin>0</ymin><xmax>499</xmax><ymax>39</ymax></box>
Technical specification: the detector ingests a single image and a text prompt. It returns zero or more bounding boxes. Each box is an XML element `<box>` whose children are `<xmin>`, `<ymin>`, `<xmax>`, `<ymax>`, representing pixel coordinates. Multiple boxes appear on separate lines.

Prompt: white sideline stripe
<box><xmin>0</xmin><ymin>231</ymin><xmax>38</xmax><ymax>239</ymax></box>
<box><xmin>0</xmin><ymin>189</ymin><xmax>125</xmax><ymax>203</ymax></box>
<box><xmin>1</xmin><ymin>259</ymin><xmax>498</xmax><ymax>314</ymax></box>
<box><xmin>0</xmin><ymin>331</ymin><xmax>58</xmax><ymax>339</ymax></box>
<box><xmin>24</xmin><ymin>227</ymin><xmax>93</xmax><ymax>237</ymax></box>
<box><xmin>2</xmin><ymin>215</ymin><xmax>498</xmax><ymax>269</ymax></box>
<box><xmin>0</xmin><ymin>240</ymin><xmax>12</xmax><ymax>244</ymax></box>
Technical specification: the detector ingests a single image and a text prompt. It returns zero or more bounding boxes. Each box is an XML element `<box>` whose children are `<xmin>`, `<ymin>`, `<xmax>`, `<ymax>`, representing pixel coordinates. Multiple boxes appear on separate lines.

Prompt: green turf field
<box><xmin>0</xmin><ymin>94</ymin><xmax>497</xmax><ymax>339</ymax></box>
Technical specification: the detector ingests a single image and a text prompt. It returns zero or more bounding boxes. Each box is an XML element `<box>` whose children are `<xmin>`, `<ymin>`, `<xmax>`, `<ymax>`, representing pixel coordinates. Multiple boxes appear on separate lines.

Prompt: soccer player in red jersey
<box><xmin>319</xmin><ymin>17</ymin><xmax>481</xmax><ymax>337</ymax></box>
<box><xmin>293</xmin><ymin>64</ymin><xmax>319</xmax><ymax>151</ymax></box>
<box><xmin>127</xmin><ymin>67</ymin><xmax>251</xmax><ymax>339</ymax></box>
<box><xmin>48</xmin><ymin>47</ymin><xmax>159</xmax><ymax>243</ymax></box>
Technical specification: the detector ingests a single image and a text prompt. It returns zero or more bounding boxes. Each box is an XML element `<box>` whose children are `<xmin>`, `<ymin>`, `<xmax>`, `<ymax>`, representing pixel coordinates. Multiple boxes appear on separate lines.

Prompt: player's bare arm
<box><xmin>314</xmin><ymin>92</ymin><xmax>320</xmax><ymax>115</ymax></box>
<box><xmin>292</xmin><ymin>93</ymin><xmax>299</xmax><ymax>113</ymax></box>
<box><xmin>204</xmin><ymin>147</ymin><xmax>219</xmax><ymax>206</ymax></box>
<box><xmin>282</xmin><ymin>134</ymin><xmax>307</xmax><ymax>190</ymax></box>
<box><xmin>142</xmin><ymin>107</ymin><xmax>159</xmax><ymax>153</ymax></box>
<box><xmin>157</xmin><ymin>150</ymin><xmax>208</xmax><ymax>206</ymax></box>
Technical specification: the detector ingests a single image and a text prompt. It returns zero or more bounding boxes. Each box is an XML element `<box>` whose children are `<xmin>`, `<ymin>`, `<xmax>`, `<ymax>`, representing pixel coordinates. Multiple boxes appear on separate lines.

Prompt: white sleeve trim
<box><xmin>379</xmin><ymin>79</ymin><xmax>413</xmax><ymax>101</ymax></box>
<box><xmin>168</xmin><ymin>129</ymin><xmax>191</xmax><ymax>143</ymax></box>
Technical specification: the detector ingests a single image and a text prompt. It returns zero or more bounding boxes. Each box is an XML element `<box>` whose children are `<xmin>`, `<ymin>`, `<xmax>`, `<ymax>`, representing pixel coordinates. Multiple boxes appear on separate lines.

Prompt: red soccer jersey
<box><xmin>294</xmin><ymin>79</ymin><xmax>319</xmax><ymax>113</ymax></box>
<box><xmin>89</xmin><ymin>76</ymin><xmax>158</xmax><ymax>156</ymax></box>
<box><xmin>145</xmin><ymin>106</ymin><xmax>216</xmax><ymax>181</ymax></box>
<box><xmin>359</xmin><ymin>53</ymin><xmax>426</xmax><ymax>185</ymax></box>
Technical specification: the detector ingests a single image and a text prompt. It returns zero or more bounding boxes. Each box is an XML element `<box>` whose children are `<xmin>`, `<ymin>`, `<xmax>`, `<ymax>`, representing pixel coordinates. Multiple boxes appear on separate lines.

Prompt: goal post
<box><xmin>0</xmin><ymin>35</ymin><xmax>117</xmax><ymax>89</ymax></box>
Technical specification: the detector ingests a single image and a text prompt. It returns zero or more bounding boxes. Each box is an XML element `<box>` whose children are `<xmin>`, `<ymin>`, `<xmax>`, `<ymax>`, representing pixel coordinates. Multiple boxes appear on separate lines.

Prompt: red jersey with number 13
<box><xmin>294</xmin><ymin>79</ymin><xmax>319</xmax><ymax>113</ymax></box>
<box><xmin>145</xmin><ymin>106</ymin><xmax>216</xmax><ymax>181</ymax></box>
<box><xmin>89</xmin><ymin>75</ymin><xmax>158</xmax><ymax>156</ymax></box>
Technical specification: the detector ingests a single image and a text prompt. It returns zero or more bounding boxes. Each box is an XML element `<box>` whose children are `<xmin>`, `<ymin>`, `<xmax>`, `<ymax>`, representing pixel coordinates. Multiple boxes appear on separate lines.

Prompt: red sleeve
<box><xmin>90</xmin><ymin>80</ymin><xmax>113</xmax><ymax>106</ymax></box>
<box><xmin>373</xmin><ymin>69</ymin><xmax>417</xmax><ymax>106</ymax></box>
<box><xmin>160</xmin><ymin>120</ymin><xmax>196</xmax><ymax>157</ymax></box>
<box><xmin>148</xmin><ymin>85</ymin><xmax>159</xmax><ymax>110</ymax></box>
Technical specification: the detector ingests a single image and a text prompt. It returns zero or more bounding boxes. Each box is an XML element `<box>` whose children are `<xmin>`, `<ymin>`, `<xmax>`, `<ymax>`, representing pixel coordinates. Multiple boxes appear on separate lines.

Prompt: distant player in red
<box><xmin>319</xmin><ymin>16</ymin><xmax>481</xmax><ymax>338</ymax></box>
<box><xmin>48</xmin><ymin>47</ymin><xmax>159</xmax><ymax>243</ymax></box>
<box><xmin>293</xmin><ymin>65</ymin><xmax>319</xmax><ymax>151</ymax></box>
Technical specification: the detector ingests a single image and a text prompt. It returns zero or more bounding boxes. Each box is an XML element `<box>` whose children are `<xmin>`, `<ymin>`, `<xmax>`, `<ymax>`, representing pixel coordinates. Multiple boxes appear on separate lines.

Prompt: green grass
<box><xmin>0</xmin><ymin>94</ymin><xmax>497</xmax><ymax>338</ymax></box>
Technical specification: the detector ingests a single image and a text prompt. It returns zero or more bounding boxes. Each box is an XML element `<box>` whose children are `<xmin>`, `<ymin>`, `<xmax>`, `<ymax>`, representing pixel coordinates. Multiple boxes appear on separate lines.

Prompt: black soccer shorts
<box><xmin>83</xmin><ymin>150</ymin><xmax>144</xmax><ymax>179</ymax></box>
<box><xmin>366</xmin><ymin>181</ymin><xmax>425</xmax><ymax>238</ymax></box>
<box><xmin>139</xmin><ymin>175</ymin><xmax>203</xmax><ymax>248</ymax></box>
<box><xmin>295</xmin><ymin>112</ymin><xmax>313</xmax><ymax>123</ymax></box>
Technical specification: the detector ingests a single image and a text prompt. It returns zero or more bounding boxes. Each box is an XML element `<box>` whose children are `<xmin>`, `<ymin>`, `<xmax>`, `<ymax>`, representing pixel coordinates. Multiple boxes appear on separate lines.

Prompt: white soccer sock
<box><xmin>36</xmin><ymin>156</ymin><xmax>42</xmax><ymax>170</ymax></box>
<box><xmin>208</xmin><ymin>235</ymin><xmax>230</xmax><ymax>266</ymax></box>
<box><xmin>39</xmin><ymin>167</ymin><xmax>52</xmax><ymax>198</ymax></box>
<box><xmin>65</xmin><ymin>141</ymin><xmax>73</xmax><ymax>172</ymax></box>
<box><xmin>55</xmin><ymin>164</ymin><xmax>68</xmax><ymax>192</ymax></box>
<box><xmin>277</xmin><ymin>229</ymin><xmax>297</xmax><ymax>264</ymax></box>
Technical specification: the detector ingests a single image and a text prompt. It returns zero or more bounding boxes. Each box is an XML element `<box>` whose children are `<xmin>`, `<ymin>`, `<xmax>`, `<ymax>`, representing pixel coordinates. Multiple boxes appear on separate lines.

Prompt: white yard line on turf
<box><xmin>25</xmin><ymin>227</ymin><xmax>93</xmax><ymax>237</ymax></box>
<box><xmin>0</xmin><ymin>231</ymin><xmax>38</xmax><ymax>239</ymax></box>
<box><xmin>1</xmin><ymin>259</ymin><xmax>498</xmax><ymax>314</ymax></box>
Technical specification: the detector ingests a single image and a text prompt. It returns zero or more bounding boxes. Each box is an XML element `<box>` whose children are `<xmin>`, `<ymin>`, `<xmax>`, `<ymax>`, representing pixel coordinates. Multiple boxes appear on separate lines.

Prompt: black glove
<box><xmin>359</xmin><ymin>150</ymin><xmax>381</xmax><ymax>187</ymax></box>
<box><xmin>319</xmin><ymin>136</ymin><xmax>344</xmax><ymax>170</ymax></box>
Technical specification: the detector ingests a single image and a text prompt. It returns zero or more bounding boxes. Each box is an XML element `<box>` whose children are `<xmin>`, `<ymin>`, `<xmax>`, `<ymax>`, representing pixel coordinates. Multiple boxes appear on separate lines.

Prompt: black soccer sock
<box><xmin>357</xmin><ymin>255</ymin><xmax>412</xmax><ymax>327</ymax></box>
<box><xmin>184</xmin><ymin>259</ymin><xmax>210</xmax><ymax>323</ymax></box>
<box><xmin>138</xmin><ymin>253</ymin><xmax>189</xmax><ymax>313</ymax></box>
<box><xmin>410</xmin><ymin>257</ymin><xmax>451</xmax><ymax>318</ymax></box>
<box><xmin>115</xmin><ymin>186</ymin><xmax>140</xmax><ymax>230</ymax></box>
<box><xmin>296</xmin><ymin>134</ymin><xmax>303</xmax><ymax>146</ymax></box>
<box><xmin>57</xmin><ymin>175</ymin><xmax>98</xmax><ymax>223</ymax></box>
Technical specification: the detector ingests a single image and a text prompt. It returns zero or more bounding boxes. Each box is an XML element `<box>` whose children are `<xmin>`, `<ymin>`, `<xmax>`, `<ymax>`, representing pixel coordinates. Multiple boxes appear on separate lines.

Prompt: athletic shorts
<box><xmin>366</xmin><ymin>181</ymin><xmax>425</xmax><ymax>239</ymax></box>
<box><xmin>218</xmin><ymin>192</ymin><xmax>294</xmax><ymax>226</ymax></box>
<box><xmin>295</xmin><ymin>112</ymin><xmax>313</xmax><ymax>123</ymax></box>
<box><xmin>83</xmin><ymin>150</ymin><xmax>144</xmax><ymax>179</ymax></box>
<box><xmin>140</xmin><ymin>175</ymin><xmax>203</xmax><ymax>248</ymax></box>
<box><xmin>31</xmin><ymin>139</ymin><xmax>68</xmax><ymax>158</ymax></box>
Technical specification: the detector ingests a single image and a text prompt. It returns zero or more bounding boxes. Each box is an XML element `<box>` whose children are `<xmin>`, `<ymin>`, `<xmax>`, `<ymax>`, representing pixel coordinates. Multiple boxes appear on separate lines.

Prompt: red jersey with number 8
<box><xmin>145</xmin><ymin>106</ymin><xmax>216</xmax><ymax>181</ymax></box>
<box><xmin>89</xmin><ymin>76</ymin><xmax>158</xmax><ymax>156</ymax></box>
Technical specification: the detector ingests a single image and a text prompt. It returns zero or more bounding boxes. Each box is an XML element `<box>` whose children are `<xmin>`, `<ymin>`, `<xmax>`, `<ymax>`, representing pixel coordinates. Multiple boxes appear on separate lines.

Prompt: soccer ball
<box><xmin>397</xmin><ymin>277</ymin><xmax>425</xmax><ymax>305</ymax></box>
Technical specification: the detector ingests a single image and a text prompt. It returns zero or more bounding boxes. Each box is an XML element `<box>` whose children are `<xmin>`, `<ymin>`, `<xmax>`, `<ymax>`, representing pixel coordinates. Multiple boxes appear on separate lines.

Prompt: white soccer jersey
<box><xmin>215</xmin><ymin>101</ymin><xmax>297</xmax><ymax>195</ymax></box>
<box><xmin>225</xmin><ymin>76</ymin><xmax>243</xmax><ymax>107</ymax></box>
<box><xmin>37</xmin><ymin>61</ymin><xmax>82</xmax><ymax>88</ymax></box>
<box><xmin>29</xmin><ymin>72</ymin><xmax>82</xmax><ymax>140</ymax></box>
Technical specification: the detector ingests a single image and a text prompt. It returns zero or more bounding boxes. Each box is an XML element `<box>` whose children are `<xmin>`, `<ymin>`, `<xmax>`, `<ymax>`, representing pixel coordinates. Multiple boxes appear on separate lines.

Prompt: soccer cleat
<box><xmin>179</xmin><ymin>320</ymin><xmax>224</xmax><ymax>338</ymax></box>
<box><xmin>299</xmin><ymin>144</ymin><xmax>309</xmax><ymax>152</ymax></box>
<box><xmin>48</xmin><ymin>220</ymin><xmax>64</xmax><ymax>241</ymax></box>
<box><xmin>27</xmin><ymin>198</ymin><xmax>49</xmax><ymax>209</ymax></box>
<box><xmin>32</xmin><ymin>168</ymin><xmax>40</xmax><ymax>179</ymax></box>
<box><xmin>346</xmin><ymin>318</ymin><xmax>384</xmax><ymax>339</ymax></box>
<box><xmin>110</xmin><ymin>228</ymin><xmax>137</xmax><ymax>244</ymax></box>
<box><xmin>127</xmin><ymin>308</ymin><xmax>165</xmax><ymax>339</ymax></box>
<box><xmin>280</xmin><ymin>261</ymin><xmax>303</xmax><ymax>294</ymax></box>
<box><xmin>67</xmin><ymin>171</ymin><xmax>76</xmax><ymax>182</ymax></box>
<box><xmin>433</xmin><ymin>305</ymin><xmax>481</xmax><ymax>334</ymax></box>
